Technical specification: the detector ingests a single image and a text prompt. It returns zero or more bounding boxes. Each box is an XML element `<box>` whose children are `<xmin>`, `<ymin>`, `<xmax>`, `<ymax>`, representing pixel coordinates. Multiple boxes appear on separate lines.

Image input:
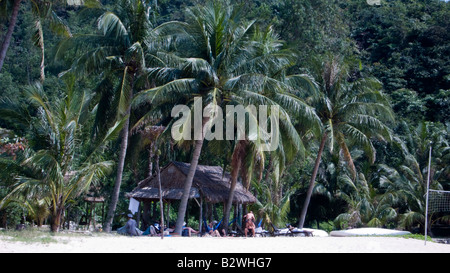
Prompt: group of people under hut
<box><xmin>122</xmin><ymin>211</ymin><xmax>258</xmax><ymax>238</ymax></box>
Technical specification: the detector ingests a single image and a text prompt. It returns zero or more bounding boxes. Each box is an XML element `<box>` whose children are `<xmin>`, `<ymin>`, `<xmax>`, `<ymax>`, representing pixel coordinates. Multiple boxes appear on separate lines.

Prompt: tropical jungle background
<box><xmin>0</xmin><ymin>0</ymin><xmax>449</xmax><ymax>235</ymax></box>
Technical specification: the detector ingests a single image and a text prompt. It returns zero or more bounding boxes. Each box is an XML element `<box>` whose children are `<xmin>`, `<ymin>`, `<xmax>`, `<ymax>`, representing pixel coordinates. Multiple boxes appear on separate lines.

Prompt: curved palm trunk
<box><xmin>298</xmin><ymin>132</ymin><xmax>328</xmax><ymax>229</ymax></box>
<box><xmin>174</xmin><ymin>117</ymin><xmax>209</xmax><ymax>235</ymax></box>
<box><xmin>36</xmin><ymin>20</ymin><xmax>45</xmax><ymax>82</ymax></box>
<box><xmin>0</xmin><ymin>0</ymin><xmax>22</xmax><ymax>73</ymax></box>
<box><xmin>223</xmin><ymin>158</ymin><xmax>241</xmax><ymax>234</ymax></box>
<box><xmin>223</xmin><ymin>140</ymin><xmax>246</xmax><ymax>234</ymax></box>
<box><xmin>104</xmin><ymin>104</ymin><xmax>132</xmax><ymax>232</ymax></box>
<box><xmin>174</xmin><ymin>137</ymin><xmax>204</xmax><ymax>235</ymax></box>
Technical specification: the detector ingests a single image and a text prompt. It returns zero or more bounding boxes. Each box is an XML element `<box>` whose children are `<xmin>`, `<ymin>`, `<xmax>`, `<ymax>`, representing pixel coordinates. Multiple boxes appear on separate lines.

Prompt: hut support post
<box><xmin>92</xmin><ymin>203</ymin><xmax>96</xmax><ymax>231</ymax></box>
<box><xmin>166</xmin><ymin>202</ymin><xmax>170</xmax><ymax>228</ymax></box>
<box><xmin>102</xmin><ymin>202</ymin><xmax>105</xmax><ymax>227</ymax></box>
<box><xmin>233</xmin><ymin>204</ymin><xmax>237</xmax><ymax>231</ymax></box>
<box><xmin>137</xmin><ymin>202</ymin><xmax>141</xmax><ymax>229</ymax></box>
<box><xmin>143</xmin><ymin>201</ymin><xmax>151</xmax><ymax>229</ymax></box>
<box><xmin>88</xmin><ymin>202</ymin><xmax>93</xmax><ymax>229</ymax></box>
<box><xmin>199</xmin><ymin>197</ymin><xmax>203</xmax><ymax>235</ymax></box>
<box><xmin>156</xmin><ymin>153</ymin><xmax>164</xmax><ymax>239</ymax></box>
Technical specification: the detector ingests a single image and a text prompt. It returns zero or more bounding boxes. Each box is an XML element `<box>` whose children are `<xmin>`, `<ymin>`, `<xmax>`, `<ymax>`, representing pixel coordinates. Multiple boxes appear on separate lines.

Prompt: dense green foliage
<box><xmin>0</xmin><ymin>0</ymin><xmax>448</xmax><ymax>234</ymax></box>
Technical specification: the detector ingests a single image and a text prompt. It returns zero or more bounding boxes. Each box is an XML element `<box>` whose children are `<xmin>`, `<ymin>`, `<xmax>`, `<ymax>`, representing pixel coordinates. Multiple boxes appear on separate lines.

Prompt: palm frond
<box><xmin>133</xmin><ymin>78</ymin><xmax>198</xmax><ymax>107</ymax></box>
<box><xmin>343</xmin><ymin>124</ymin><xmax>376</xmax><ymax>164</ymax></box>
<box><xmin>116</xmin><ymin>66</ymin><xmax>133</xmax><ymax>119</ymax></box>
<box><xmin>64</xmin><ymin>161</ymin><xmax>113</xmax><ymax>204</ymax></box>
<box><xmin>85</xmin><ymin>118</ymin><xmax>127</xmax><ymax>163</ymax></box>
<box><xmin>48</xmin><ymin>10</ymin><xmax>71</xmax><ymax>38</ymax></box>
<box><xmin>97</xmin><ymin>11</ymin><xmax>129</xmax><ymax>44</ymax></box>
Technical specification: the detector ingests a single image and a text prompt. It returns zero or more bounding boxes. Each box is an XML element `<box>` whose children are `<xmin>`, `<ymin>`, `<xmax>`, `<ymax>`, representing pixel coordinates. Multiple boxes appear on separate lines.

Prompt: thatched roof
<box><xmin>126</xmin><ymin>161</ymin><xmax>256</xmax><ymax>204</ymax></box>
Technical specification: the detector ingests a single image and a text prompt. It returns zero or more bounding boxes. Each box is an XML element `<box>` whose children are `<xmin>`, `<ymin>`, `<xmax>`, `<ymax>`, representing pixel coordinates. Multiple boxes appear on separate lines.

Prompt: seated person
<box><xmin>125</xmin><ymin>214</ymin><xmax>140</xmax><ymax>236</ymax></box>
<box><xmin>206</xmin><ymin>220</ymin><xmax>221</xmax><ymax>237</ymax></box>
<box><xmin>287</xmin><ymin>224</ymin><xmax>296</xmax><ymax>231</ymax></box>
<box><xmin>182</xmin><ymin>222</ymin><xmax>199</xmax><ymax>237</ymax></box>
<box><xmin>143</xmin><ymin>225</ymin><xmax>157</xmax><ymax>236</ymax></box>
<box><xmin>287</xmin><ymin>224</ymin><xmax>312</xmax><ymax>236</ymax></box>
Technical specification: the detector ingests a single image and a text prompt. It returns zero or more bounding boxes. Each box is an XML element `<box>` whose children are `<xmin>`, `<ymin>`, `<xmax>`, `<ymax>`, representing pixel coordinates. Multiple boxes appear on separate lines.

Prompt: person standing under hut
<box><xmin>244</xmin><ymin>211</ymin><xmax>256</xmax><ymax>237</ymax></box>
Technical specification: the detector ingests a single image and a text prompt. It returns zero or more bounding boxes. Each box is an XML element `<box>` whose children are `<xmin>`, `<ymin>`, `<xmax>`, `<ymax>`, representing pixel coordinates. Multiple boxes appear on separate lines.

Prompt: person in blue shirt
<box><xmin>125</xmin><ymin>214</ymin><xmax>139</xmax><ymax>236</ymax></box>
<box><xmin>182</xmin><ymin>222</ymin><xmax>199</xmax><ymax>237</ymax></box>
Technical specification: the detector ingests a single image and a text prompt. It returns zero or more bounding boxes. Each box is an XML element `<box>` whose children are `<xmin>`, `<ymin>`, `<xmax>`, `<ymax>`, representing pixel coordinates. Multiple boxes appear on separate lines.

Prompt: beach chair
<box><xmin>270</xmin><ymin>223</ymin><xmax>289</xmax><ymax>236</ymax></box>
<box><xmin>270</xmin><ymin>223</ymin><xmax>313</xmax><ymax>237</ymax></box>
<box><xmin>288</xmin><ymin>228</ymin><xmax>313</xmax><ymax>237</ymax></box>
<box><xmin>283</xmin><ymin>224</ymin><xmax>313</xmax><ymax>237</ymax></box>
<box><xmin>254</xmin><ymin>219</ymin><xmax>270</xmax><ymax>237</ymax></box>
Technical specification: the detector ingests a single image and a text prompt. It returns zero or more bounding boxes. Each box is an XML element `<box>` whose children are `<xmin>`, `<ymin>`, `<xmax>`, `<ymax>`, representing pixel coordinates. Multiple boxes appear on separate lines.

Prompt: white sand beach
<box><xmin>1</xmin><ymin>234</ymin><xmax>449</xmax><ymax>253</ymax></box>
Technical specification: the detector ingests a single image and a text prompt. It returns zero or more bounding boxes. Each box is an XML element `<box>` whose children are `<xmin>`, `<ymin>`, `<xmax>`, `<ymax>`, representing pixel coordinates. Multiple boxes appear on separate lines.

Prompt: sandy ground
<box><xmin>1</xmin><ymin>234</ymin><xmax>449</xmax><ymax>253</ymax></box>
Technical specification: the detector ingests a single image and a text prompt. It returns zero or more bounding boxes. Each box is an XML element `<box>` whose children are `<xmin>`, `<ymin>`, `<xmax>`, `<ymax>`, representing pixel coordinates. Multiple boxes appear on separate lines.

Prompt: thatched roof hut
<box><xmin>126</xmin><ymin>161</ymin><xmax>256</xmax><ymax>204</ymax></box>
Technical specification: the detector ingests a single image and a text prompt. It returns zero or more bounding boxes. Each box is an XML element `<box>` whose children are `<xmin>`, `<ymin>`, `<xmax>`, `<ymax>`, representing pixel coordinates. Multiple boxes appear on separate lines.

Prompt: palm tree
<box><xmin>26</xmin><ymin>199</ymin><xmax>50</xmax><ymax>227</ymax></box>
<box><xmin>0</xmin><ymin>0</ymin><xmax>71</xmax><ymax>81</ymax></box>
<box><xmin>298</xmin><ymin>55</ymin><xmax>394</xmax><ymax>229</ymax></box>
<box><xmin>0</xmin><ymin>78</ymin><xmax>123</xmax><ymax>232</ymax></box>
<box><xmin>334</xmin><ymin>170</ymin><xmax>398</xmax><ymax>229</ymax></box>
<box><xmin>251</xmin><ymin>153</ymin><xmax>299</xmax><ymax>234</ymax></box>
<box><xmin>136</xmin><ymin>1</ymin><xmax>320</xmax><ymax>234</ymax></box>
<box><xmin>220</xmin><ymin>26</ymin><xmax>324</xmax><ymax>233</ymax></box>
<box><xmin>0</xmin><ymin>0</ymin><xmax>22</xmax><ymax>73</ymax></box>
<box><xmin>377</xmin><ymin>121</ymin><xmax>449</xmax><ymax>232</ymax></box>
<box><xmin>56</xmin><ymin>0</ymin><xmax>179</xmax><ymax>232</ymax></box>
<box><xmin>378</xmin><ymin>157</ymin><xmax>428</xmax><ymax>230</ymax></box>
<box><xmin>135</xmin><ymin>0</ymin><xmax>257</xmax><ymax>234</ymax></box>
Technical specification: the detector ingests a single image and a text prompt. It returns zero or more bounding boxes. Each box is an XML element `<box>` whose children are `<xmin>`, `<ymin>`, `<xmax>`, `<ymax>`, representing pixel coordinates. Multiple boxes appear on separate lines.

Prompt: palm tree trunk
<box><xmin>223</xmin><ymin>141</ymin><xmax>246</xmax><ymax>234</ymax></box>
<box><xmin>35</xmin><ymin>19</ymin><xmax>45</xmax><ymax>82</ymax></box>
<box><xmin>104</xmin><ymin>101</ymin><xmax>132</xmax><ymax>232</ymax></box>
<box><xmin>148</xmin><ymin>147</ymin><xmax>154</xmax><ymax>177</ymax></box>
<box><xmin>0</xmin><ymin>0</ymin><xmax>22</xmax><ymax>73</ymax></box>
<box><xmin>223</xmin><ymin>159</ymin><xmax>241</xmax><ymax>234</ymax></box>
<box><xmin>173</xmin><ymin>117</ymin><xmax>209</xmax><ymax>235</ymax></box>
<box><xmin>298</xmin><ymin>131</ymin><xmax>328</xmax><ymax>229</ymax></box>
<box><xmin>50</xmin><ymin>206</ymin><xmax>64</xmax><ymax>233</ymax></box>
<box><xmin>174</xmin><ymin>138</ymin><xmax>204</xmax><ymax>235</ymax></box>
<box><xmin>38</xmin><ymin>26</ymin><xmax>45</xmax><ymax>82</ymax></box>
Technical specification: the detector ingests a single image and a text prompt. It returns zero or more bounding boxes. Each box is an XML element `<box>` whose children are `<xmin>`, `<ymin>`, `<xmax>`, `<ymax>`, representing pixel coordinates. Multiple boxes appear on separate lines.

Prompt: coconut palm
<box><xmin>0</xmin><ymin>0</ymin><xmax>71</xmax><ymax>81</ymax></box>
<box><xmin>334</xmin><ymin>169</ymin><xmax>398</xmax><ymax>229</ymax></box>
<box><xmin>377</xmin><ymin>121</ymin><xmax>449</xmax><ymax>231</ymax></box>
<box><xmin>55</xmin><ymin>0</ymin><xmax>181</xmax><ymax>232</ymax></box>
<box><xmin>253</xmin><ymin>173</ymin><xmax>293</xmax><ymax>234</ymax></box>
<box><xmin>26</xmin><ymin>199</ymin><xmax>50</xmax><ymax>227</ymax></box>
<box><xmin>220</xmin><ymin>26</ymin><xmax>323</xmax><ymax>233</ymax></box>
<box><xmin>0</xmin><ymin>78</ymin><xmax>123</xmax><ymax>232</ymax></box>
<box><xmin>135</xmin><ymin>0</ymin><xmax>320</xmax><ymax>234</ymax></box>
<box><xmin>298</xmin><ymin>55</ymin><xmax>395</xmax><ymax>228</ymax></box>
<box><xmin>0</xmin><ymin>0</ymin><xmax>23</xmax><ymax>73</ymax></box>
<box><xmin>135</xmin><ymin>1</ymin><xmax>259</xmax><ymax>234</ymax></box>
<box><xmin>377</xmin><ymin>157</ymin><xmax>429</xmax><ymax>230</ymax></box>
